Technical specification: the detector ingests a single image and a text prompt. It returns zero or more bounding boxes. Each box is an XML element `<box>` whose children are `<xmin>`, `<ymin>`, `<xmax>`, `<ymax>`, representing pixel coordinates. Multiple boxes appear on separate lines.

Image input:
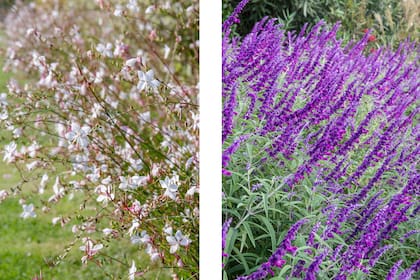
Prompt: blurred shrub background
<box><xmin>222</xmin><ymin>0</ymin><xmax>419</xmax><ymax>47</ymax></box>
<box><xmin>0</xmin><ymin>0</ymin><xmax>14</xmax><ymax>19</ymax></box>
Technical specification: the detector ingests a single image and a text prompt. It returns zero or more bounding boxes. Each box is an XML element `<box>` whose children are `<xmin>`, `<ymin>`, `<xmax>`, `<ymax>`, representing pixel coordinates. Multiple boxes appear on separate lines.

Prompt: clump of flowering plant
<box><xmin>223</xmin><ymin>1</ymin><xmax>419</xmax><ymax>279</ymax></box>
<box><xmin>1</xmin><ymin>0</ymin><xmax>198</xmax><ymax>278</ymax></box>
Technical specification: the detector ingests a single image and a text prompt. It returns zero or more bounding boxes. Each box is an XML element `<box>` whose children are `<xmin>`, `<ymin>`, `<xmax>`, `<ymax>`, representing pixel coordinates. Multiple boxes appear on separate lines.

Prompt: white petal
<box><xmin>137</xmin><ymin>81</ymin><xmax>146</xmax><ymax>91</ymax></box>
<box><xmin>146</xmin><ymin>70</ymin><xmax>154</xmax><ymax>80</ymax></box>
<box><xmin>164</xmin><ymin>190</ymin><xmax>176</xmax><ymax>200</ymax></box>
<box><xmin>168</xmin><ymin>183</ymin><xmax>178</xmax><ymax>192</ymax></box>
<box><xmin>170</xmin><ymin>244</ymin><xmax>179</xmax><ymax>254</ymax></box>
<box><xmin>137</xmin><ymin>71</ymin><xmax>145</xmax><ymax>80</ymax></box>
<box><xmin>93</xmin><ymin>244</ymin><xmax>103</xmax><ymax>251</ymax></box>
<box><xmin>151</xmin><ymin>79</ymin><xmax>160</xmax><ymax>88</ymax></box>
<box><xmin>166</xmin><ymin>236</ymin><xmax>177</xmax><ymax>245</ymax></box>
<box><xmin>180</xmin><ymin>237</ymin><xmax>191</xmax><ymax>246</ymax></box>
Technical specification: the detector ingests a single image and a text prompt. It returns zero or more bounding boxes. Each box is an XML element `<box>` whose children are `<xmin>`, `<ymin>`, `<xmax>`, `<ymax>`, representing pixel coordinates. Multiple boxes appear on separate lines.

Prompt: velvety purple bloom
<box><xmin>222</xmin><ymin>217</ymin><xmax>233</xmax><ymax>258</ymax></box>
<box><xmin>291</xmin><ymin>260</ymin><xmax>306</xmax><ymax>278</ymax></box>
<box><xmin>397</xmin><ymin>259</ymin><xmax>420</xmax><ymax>280</ymax></box>
<box><xmin>304</xmin><ymin>249</ymin><xmax>328</xmax><ymax>280</ymax></box>
<box><xmin>386</xmin><ymin>260</ymin><xmax>403</xmax><ymax>280</ymax></box>
<box><xmin>400</xmin><ymin>229</ymin><xmax>420</xmax><ymax>242</ymax></box>
<box><xmin>222</xmin><ymin>134</ymin><xmax>250</xmax><ymax>167</ymax></box>
<box><xmin>331</xmin><ymin>245</ymin><xmax>343</xmax><ymax>262</ymax></box>
<box><xmin>307</xmin><ymin>222</ymin><xmax>321</xmax><ymax>247</ymax></box>
<box><xmin>222</xmin><ymin>169</ymin><xmax>232</xmax><ymax>177</ymax></box>
<box><xmin>222</xmin><ymin>82</ymin><xmax>239</xmax><ymax>143</ymax></box>
<box><xmin>222</xmin><ymin>0</ymin><xmax>250</xmax><ymax>34</ymax></box>
<box><xmin>368</xmin><ymin>245</ymin><xmax>392</xmax><ymax>267</ymax></box>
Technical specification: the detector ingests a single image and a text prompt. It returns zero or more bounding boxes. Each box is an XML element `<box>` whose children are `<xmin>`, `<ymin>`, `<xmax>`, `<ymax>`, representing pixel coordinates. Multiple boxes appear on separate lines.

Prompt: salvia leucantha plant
<box><xmin>222</xmin><ymin>1</ymin><xmax>419</xmax><ymax>279</ymax></box>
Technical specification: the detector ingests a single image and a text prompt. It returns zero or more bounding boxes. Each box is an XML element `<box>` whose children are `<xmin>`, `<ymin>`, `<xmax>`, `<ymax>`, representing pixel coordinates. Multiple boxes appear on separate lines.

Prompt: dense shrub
<box><xmin>222</xmin><ymin>0</ymin><xmax>419</xmax><ymax>48</ymax></box>
<box><xmin>223</xmin><ymin>1</ymin><xmax>419</xmax><ymax>279</ymax></box>
<box><xmin>1</xmin><ymin>0</ymin><xmax>198</xmax><ymax>278</ymax></box>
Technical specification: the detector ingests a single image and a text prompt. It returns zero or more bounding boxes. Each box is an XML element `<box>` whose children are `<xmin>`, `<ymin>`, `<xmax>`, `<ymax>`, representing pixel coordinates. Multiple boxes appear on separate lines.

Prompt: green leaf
<box><xmin>232</xmin><ymin>246</ymin><xmax>250</xmax><ymax>273</ymax></box>
<box><xmin>224</xmin><ymin>228</ymin><xmax>238</xmax><ymax>263</ymax></box>
<box><xmin>263</xmin><ymin>193</ymin><xmax>269</xmax><ymax>217</ymax></box>
<box><xmin>242</xmin><ymin>221</ymin><xmax>256</xmax><ymax>248</ymax></box>
<box><xmin>260</xmin><ymin>216</ymin><xmax>277</xmax><ymax>251</ymax></box>
<box><xmin>223</xmin><ymin>270</ymin><xmax>229</xmax><ymax>280</ymax></box>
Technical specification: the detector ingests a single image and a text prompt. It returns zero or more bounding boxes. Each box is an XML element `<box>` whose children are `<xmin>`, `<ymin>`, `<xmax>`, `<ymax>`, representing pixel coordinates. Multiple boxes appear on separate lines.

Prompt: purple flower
<box><xmin>386</xmin><ymin>260</ymin><xmax>403</xmax><ymax>280</ymax></box>
<box><xmin>222</xmin><ymin>0</ymin><xmax>250</xmax><ymax>34</ymax></box>
<box><xmin>307</xmin><ymin>222</ymin><xmax>321</xmax><ymax>247</ymax></box>
<box><xmin>304</xmin><ymin>249</ymin><xmax>328</xmax><ymax>280</ymax></box>
<box><xmin>400</xmin><ymin>229</ymin><xmax>420</xmax><ymax>242</ymax></box>
<box><xmin>251</xmin><ymin>183</ymin><xmax>263</xmax><ymax>192</ymax></box>
<box><xmin>397</xmin><ymin>259</ymin><xmax>420</xmax><ymax>280</ymax></box>
<box><xmin>222</xmin><ymin>217</ymin><xmax>233</xmax><ymax>258</ymax></box>
<box><xmin>236</xmin><ymin>219</ymin><xmax>307</xmax><ymax>280</ymax></box>
<box><xmin>368</xmin><ymin>245</ymin><xmax>392</xmax><ymax>267</ymax></box>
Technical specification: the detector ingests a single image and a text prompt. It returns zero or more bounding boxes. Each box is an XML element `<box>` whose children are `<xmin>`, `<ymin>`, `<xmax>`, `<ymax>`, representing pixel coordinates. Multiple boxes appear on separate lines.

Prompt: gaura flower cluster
<box><xmin>1</xmin><ymin>0</ymin><xmax>198</xmax><ymax>278</ymax></box>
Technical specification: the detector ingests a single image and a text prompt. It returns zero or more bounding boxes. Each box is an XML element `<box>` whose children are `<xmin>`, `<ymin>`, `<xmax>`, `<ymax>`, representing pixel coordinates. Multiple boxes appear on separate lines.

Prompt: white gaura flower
<box><xmin>138</xmin><ymin>111</ymin><xmax>151</xmax><ymax>126</ymax></box>
<box><xmin>129</xmin><ymin>260</ymin><xmax>136</xmax><ymax>280</ymax></box>
<box><xmin>119</xmin><ymin>175</ymin><xmax>148</xmax><ymax>191</ymax></box>
<box><xmin>127</xmin><ymin>200</ymin><xmax>142</xmax><ymax>215</ymax></box>
<box><xmin>26</xmin><ymin>161</ymin><xmax>38</xmax><ymax>171</ymax></box>
<box><xmin>125</xmin><ymin>57</ymin><xmax>138</xmax><ymax>68</ymax></box>
<box><xmin>160</xmin><ymin>175</ymin><xmax>179</xmax><ymax>200</ymax></box>
<box><xmin>119</xmin><ymin>176</ymin><xmax>130</xmax><ymax>191</ymax></box>
<box><xmin>3</xmin><ymin>141</ymin><xmax>17</xmax><ymax>163</ymax></box>
<box><xmin>39</xmin><ymin>173</ymin><xmax>48</xmax><ymax>194</ymax></box>
<box><xmin>139</xmin><ymin>230</ymin><xmax>151</xmax><ymax>243</ymax></box>
<box><xmin>163</xmin><ymin>45</ymin><xmax>170</xmax><ymax>59</ymax></box>
<box><xmin>131</xmin><ymin>230</ymin><xmax>150</xmax><ymax>244</ymax></box>
<box><xmin>27</xmin><ymin>141</ymin><xmax>40</xmax><ymax>158</ymax></box>
<box><xmin>128</xmin><ymin>219</ymin><xmax>140</xmax><ymax>236</ymax></box>
<box><xmin>52</xmin><ymin>216</ymin><xmax>61</xmax><ymax>225</ymax></box>
<box><xmin>131</xmin><ymin>175</ymin><xmax>148</xmax><ymax>187</ymax></box>
<box><xmin>145</xmin><ymin>5</ymin><xmax>155</xmax><ymax>14</ymax></box>
<box><xmin>91</xmin><ymin>103</ymin><xmax>102</xmax><ymax>119</ymax></box>
<box><xmin>129</xmin><ymin>159</ymin><xmax>144</xmax><ymax>172</ymax></box>
<box><xmin>190</xmin><ymin>111</ymin><xmax>199</xmax><ymax>130</ymax></box>
<box><xmin>79</xmin><ymin>238</ymin><xmax>103</xmax><ymax>264</ymax></box>
<box><xmin>102</xmin><ymin>228</ymin><xmax>114</xmax><ymax>236</ymax></box>
<box><xmin>0</xmin><ymin>190</ymin><xmax>8</xmax><ymax>202</ymax></box>
<box><xmin>20</xmin><ymin>204</ymin><xmax>36</xmax><ymax>219</ymax></box>
<box><xmin>65</xmin><ymin>123</ymin><xmax>90</xmax><ymax>148</ymax></box>
<box><xmin>166</xmin><ymin>230</ymin><xmax>191</xmax><ymax>254</ymax></box>
<box><xmin>127</xmin><ymin>0</ymin><xmax>139</xmax><ymax>13</ymax></box>
<box><xmin>94</xmin><ymin>67</ymin><xmax>105</xmax><ymax>84</ymax></box>
<box><xmin>0</xmin><ymin>93</ymin><xmax>8</xmax><ymax>107</ymax></box>
<box><xmin>95</xmin><ymin>184</ymin><xmax>114</xmax><ymax>205</ymax></box>
<box><xmin>12</xmin><ymin>127</ymin><xmax>22</xmax><ymax>138</ymax></box>
<box><xmin>163</xmin><ymin>223</ymin><xmax>173</xmax><ymax>235</ymax></box>
<box><xmin>146</xmin><ymin>244</ymin><xmax>160</xmax><ymax>262</ymax></box>
<box><xmin>137</xmin><ymin>70</ymin><xmax>159</xmax><ymax>92</ymax></box>
<box><xmin>48</xmin><ymin>177</ymin><xmax>65</xmax><ymax>202</ymax></box>
<box><xmin>96</xmin><ymin>43</ymin><xmax>113</xmax><ymax>58</ymax></box>
<box><xmin>186</xmin><ymin>185</ymin><xmax>198</xmax><ymax>197</ymax></box>
<box><xmin>113</xmin><ymin>4</ymin><xmax>123</xmax><ymax>17</ymax></box>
